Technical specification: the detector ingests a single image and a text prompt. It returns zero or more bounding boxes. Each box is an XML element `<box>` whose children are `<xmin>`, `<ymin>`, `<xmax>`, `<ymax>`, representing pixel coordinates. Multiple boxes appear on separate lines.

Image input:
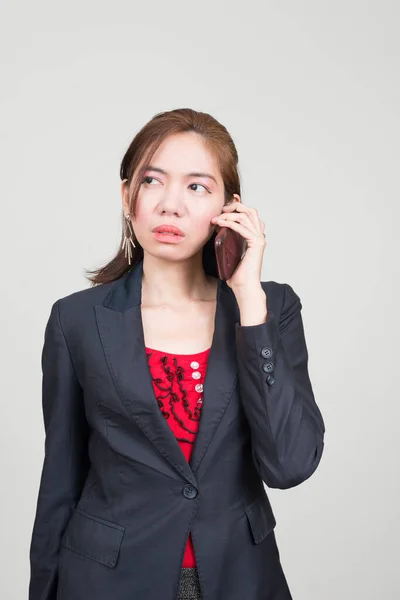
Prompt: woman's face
<box><xmin>122</xmin><ymin>131</ymin><xmax>239</xmax><ymax>260</ymax></box>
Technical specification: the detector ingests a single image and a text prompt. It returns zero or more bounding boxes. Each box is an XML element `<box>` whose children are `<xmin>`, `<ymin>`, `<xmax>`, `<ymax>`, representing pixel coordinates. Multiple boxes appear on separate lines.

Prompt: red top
<box><xmin>145</xmin><ymin>345</ymin><xmax>211</xmax><ymax>568</ymax></box>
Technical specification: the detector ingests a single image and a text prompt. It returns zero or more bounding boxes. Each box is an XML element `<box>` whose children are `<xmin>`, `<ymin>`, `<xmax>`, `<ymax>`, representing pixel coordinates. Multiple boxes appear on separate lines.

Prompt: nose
<box><xmin>158</xmin><ymin>184</ymin><xmax>185</xmax><ymax>216</ymax></box>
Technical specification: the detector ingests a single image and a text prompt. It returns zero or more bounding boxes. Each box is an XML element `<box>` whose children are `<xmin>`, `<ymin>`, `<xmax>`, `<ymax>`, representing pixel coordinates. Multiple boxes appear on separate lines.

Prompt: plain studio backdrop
<box><xmin>1</xmin><ymin>1</ymin><xmax>398</xmax><ymax>599</ymax></box>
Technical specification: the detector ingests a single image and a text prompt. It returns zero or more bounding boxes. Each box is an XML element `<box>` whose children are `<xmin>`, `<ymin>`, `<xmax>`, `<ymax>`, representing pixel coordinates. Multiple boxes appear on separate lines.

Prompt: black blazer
<box><xmin>29</xmin><ymin>258</ymin><xmax>325</xmax><ymax>600</ymax></box>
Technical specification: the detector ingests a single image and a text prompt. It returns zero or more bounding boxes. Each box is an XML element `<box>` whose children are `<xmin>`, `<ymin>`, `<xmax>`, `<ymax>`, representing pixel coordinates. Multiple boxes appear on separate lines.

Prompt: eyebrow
<box><xmin>144</xmin><ymin>165</ymin><xmax>218</xmax><ymax>185</ymax></box>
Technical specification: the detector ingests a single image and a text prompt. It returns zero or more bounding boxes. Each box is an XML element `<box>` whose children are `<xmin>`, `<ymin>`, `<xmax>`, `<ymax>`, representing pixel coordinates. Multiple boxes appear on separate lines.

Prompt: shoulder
<box><xmin>46</xmin><ymin>278</ymin><xmax>123</xmax><ymax>333</ymax></box>
<box><xmin>57</xmin><ymin>279</ymin><xmax>120</xmax><ymax>309</ymax></box>
<box><xmin>260</xmin><ymin>280</ymin><xmax>303</xmax><ymax>328</ymax></box>
<box><xmin>260</xmin><ymin>280</ymin><xmax>301</xmax><ymax>308</ymax></box>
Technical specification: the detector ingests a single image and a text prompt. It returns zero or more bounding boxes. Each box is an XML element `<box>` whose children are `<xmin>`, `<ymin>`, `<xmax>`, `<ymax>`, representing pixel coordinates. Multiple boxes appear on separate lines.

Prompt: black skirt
<box><xmin>178</xmin><ymin>567</ymin><xmax>202</xmax><ymax>600</ymax></box>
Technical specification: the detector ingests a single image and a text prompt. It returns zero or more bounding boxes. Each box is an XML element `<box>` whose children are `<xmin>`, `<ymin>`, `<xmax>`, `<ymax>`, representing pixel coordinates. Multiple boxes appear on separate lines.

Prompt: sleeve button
<box><xmin>266</xmin><ymin>374</ymin><xmax>275</xmax><ymax>386</ymax></box>
<box><xmin>261</xmin><ymin>346</ymin><xmax>272</xmax><ymax>358</ymax></box>
<box><xmin>262</xmin><ymin>362</ymin><xmax>275</xmax><ymax>373</ymax></box>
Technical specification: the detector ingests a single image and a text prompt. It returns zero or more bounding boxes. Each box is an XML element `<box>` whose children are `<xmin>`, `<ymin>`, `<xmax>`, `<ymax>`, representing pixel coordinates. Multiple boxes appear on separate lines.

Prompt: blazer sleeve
<box><xmin>235</xmin><ymin>283</ymin><xmax>325</xmax><ymax>489</ymax></box>
<box><xmin>29</xmin><ymin>299</ymin><xmax>90</xmax><ymax>600</ymax></box>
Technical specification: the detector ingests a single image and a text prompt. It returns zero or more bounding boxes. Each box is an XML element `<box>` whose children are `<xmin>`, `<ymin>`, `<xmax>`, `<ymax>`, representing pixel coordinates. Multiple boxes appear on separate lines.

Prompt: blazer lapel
<box><xmin>94</xmin><ymin>259</ymin><xmax>239</xmax><ymax>484</ymax></box>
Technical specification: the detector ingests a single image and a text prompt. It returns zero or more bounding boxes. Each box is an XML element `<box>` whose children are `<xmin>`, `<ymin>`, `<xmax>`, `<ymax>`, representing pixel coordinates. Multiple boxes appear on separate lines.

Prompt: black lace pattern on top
<box><xmin>145</xmin><ymin>351</ymin><xmax>205</xmax><ymax>444</ymax></box>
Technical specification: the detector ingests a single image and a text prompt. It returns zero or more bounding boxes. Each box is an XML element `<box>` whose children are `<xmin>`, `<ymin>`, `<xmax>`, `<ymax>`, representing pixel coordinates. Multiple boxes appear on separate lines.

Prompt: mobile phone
<box><xmin>214</xmin><ymin>223</ymin><xmax>246</xmax><ymax>281</ymax></box>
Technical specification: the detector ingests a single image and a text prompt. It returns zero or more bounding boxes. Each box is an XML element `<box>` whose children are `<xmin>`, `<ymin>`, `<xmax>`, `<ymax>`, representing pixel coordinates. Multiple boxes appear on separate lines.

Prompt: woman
<box><xmin>29</xmin><ymin>108</ymin><xmax>325</xmax><ymax>600</ymax></box>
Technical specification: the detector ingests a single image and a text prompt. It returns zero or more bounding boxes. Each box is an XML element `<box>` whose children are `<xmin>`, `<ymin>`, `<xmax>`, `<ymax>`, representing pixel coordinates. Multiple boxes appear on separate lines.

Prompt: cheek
<box><xmin>132</xmin><ymin>202</ymin><xmax>152</xmax><ymax>226</ymax></box>
<box><xmin>189</xmin><ymin>203</ymin><xmax>224</xmax><ymax>237</ymax></box>
<box><xmin>196</xmin><ymin>199</ymin><xmax>223</xmax><ymax>220</ymax></box>
<box><xmin>194</xmin><ymin>212</ymin><xmax>216</xmax><ymax>233</ymax></box>
<box><xmin>200</xmin><ymin>204</ymin><xmax>223</xmax><ymax>226</ymax></box>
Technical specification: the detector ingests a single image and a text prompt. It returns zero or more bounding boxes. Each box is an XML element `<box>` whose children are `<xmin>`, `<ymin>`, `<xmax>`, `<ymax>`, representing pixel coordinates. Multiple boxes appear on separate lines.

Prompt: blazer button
<box><xmin>261</xmin><ymin>346</ymin><xmax>272</xmax><ymax>359</ymax></box>
<box><xmin>266</xmin><ymin>374</ymin><xmax>275</xmax><ymax>386</ymax></box>
<box><xmin>262</xmin><ymin>362</ymin><xmax>275</xmax><ymax>373</ymax></box>
<box><xmin>183</xmin><ymin>484</ymin><xmax>198</xmax><ymax>499</ymax></box>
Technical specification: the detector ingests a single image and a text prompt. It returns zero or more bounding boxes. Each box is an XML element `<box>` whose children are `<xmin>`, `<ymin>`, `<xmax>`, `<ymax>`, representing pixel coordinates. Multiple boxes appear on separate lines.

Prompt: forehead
<box><xmin>149</xmin><ymin>132</ymin><xmax>220</xmax><ymax>175</ymax></box>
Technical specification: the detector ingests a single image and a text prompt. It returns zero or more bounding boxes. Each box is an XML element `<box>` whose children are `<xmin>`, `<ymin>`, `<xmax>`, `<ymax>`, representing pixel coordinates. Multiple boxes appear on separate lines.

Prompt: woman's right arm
<box><xmin>29</xmin><ymin>299</ymin><xmax>90</xmax><ymax>600</ymax></box>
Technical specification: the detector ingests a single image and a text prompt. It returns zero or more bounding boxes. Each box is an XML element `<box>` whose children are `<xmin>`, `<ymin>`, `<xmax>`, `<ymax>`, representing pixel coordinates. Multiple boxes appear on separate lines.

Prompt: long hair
<box><xmin>84</xmin><ymin>108</ymin><xmax>241</xmax><ymax>286</ymax></box>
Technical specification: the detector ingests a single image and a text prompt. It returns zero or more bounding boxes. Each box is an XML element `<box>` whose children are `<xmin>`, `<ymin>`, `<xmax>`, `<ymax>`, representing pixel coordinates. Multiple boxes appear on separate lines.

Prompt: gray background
<box><xmin>1</xmin><ymin>1</ymin><xmax>399</xmax><ymax>598</ymax></box>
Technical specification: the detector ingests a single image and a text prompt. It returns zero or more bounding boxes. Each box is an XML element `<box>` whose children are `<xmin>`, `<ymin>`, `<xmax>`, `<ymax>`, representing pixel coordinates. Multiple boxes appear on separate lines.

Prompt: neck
<box><xmin>141</xmin><ymin>252</ymin><xmax>217</xmax><ymax>307</ymax></box>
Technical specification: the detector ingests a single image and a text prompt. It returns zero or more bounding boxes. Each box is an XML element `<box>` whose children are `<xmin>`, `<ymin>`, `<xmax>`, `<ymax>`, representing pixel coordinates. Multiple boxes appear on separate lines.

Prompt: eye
<box><xmin>189</xmin><ymin>183</ymin><xmax>209</xmax><ymax>193</ymax></box>
<box><xmin>141</xmin><ymin>177</ymin><xmax>210</xmax><ymax>193</ymax></box>
<box><xmin>142</xmin><ymin>176</ymin><xmax>159</xmax><ymax>185</ymax></box>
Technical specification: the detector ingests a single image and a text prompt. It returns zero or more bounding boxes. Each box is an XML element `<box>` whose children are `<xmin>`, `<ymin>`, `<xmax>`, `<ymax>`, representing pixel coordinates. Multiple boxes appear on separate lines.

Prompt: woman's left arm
<box><xmin>212</xmin><ymin>200</ymin><xmax>325</xmax><ymax>489</ymax></box>
<box><xmin>234</xmin><ymin>282</ymin><xmax>325</xmax><ymax>490</ymax></box>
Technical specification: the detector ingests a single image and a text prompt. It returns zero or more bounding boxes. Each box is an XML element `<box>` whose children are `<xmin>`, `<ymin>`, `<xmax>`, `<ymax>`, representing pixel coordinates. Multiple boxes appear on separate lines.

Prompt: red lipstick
<box><xmin>152</xmin><ymin>224</ymin><xmax>185</xmax><ymax>244</ymax></box>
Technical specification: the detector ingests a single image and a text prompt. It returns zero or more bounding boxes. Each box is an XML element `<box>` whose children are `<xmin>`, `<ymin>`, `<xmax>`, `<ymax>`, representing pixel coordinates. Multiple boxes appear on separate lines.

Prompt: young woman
<box><xmin>29</xmin><ymin>108</ymin><xmax>325</xmax><ymax>600</ymax></box>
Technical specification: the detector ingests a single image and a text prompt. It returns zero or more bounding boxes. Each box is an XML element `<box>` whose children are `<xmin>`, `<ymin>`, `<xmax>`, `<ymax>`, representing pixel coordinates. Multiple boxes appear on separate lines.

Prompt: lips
<box><xmin>152</xmin><ymin>225</ymin><xmax>185</xmax><ymax>236</ymax></box>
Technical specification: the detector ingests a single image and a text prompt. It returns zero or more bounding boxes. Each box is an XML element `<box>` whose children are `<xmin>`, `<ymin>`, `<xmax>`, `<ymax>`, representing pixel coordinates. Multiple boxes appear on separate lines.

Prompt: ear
<box><xmin>225</xmin><ymin>193</ymin><xmax>241</xmax><ymax>206</ymax></box>
<box><xmin>121</xmin><ymin>179</ymin><xmax>129</xmax><ymax>215</ymax></box>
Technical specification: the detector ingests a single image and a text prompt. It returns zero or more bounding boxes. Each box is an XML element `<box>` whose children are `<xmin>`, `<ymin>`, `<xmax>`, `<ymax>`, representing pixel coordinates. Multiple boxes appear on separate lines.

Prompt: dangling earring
<box><xmin>122</xmin><ymin>213</ymin><xmax>136</xmax><ymax>265</ymax></box>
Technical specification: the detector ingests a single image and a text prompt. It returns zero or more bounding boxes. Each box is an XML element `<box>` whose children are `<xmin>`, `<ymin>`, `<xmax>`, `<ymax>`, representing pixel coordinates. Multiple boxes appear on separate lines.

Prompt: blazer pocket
<box><xmin>245</xmin><ymin>495</ymin><xmax>276</xmax><ymax>544</ymax></box>
<box><xmin>61</xmin><ymin>507</ymin><xmax>125</xmax><ymax>568</ymax></box>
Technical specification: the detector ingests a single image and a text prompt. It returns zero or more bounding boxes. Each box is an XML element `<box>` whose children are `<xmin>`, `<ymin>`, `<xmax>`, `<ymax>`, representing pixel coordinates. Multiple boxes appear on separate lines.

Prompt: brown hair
<box><xmin>84</xmin><ymin>108</ymin><xmax>241</xmax><ymax>286</ymax></box>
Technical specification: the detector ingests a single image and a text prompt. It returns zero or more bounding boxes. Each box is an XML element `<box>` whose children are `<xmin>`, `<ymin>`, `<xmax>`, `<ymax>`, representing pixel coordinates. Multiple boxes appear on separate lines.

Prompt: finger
<box><xmin>214</xmin><ymin>217</ymin><xmax>267</xmax><ymax>245</ymax></box>
<box><xmin>215</xmin><ymin>217</ymin><xmax>255</xmax><ymax>240</ymax></box>
<box><xmin>216</xmin><ymin>211</ymin><xmax>261</xmax><ymax>236</ymax></box>
<box><xmin>223</xmin><ymin>202</ymin><xmax>259</xmax><ymax>217</ymax></box>
<box><xmin>222</xmin><ymin>202</ymin><xmax>261</xmax><ymax>231</ymax></box>
<box><xmin>216</xmin><ymin>215</ymin><xmax>266</xmax><ymax>244</ymax></box>
<box><xmin>216</xmin><ymin>211</ymin><xmax>254</xmax><ymax>227</ymax></box>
